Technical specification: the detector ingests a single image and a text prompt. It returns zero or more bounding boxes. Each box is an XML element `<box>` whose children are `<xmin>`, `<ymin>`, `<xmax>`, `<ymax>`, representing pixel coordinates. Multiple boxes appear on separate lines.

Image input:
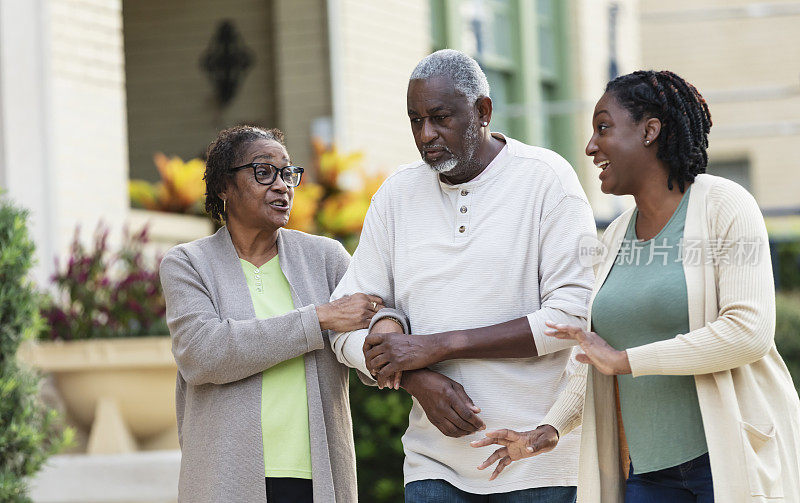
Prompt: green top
<box><xmin>592</xmin><ymin>187</ymin><xmax>708</xmax><ymax>473</ymax></box>
<box><xmin>241</xmin><ymin>257</ymin><xmax>312</xmax><ymax>479</ymax></box>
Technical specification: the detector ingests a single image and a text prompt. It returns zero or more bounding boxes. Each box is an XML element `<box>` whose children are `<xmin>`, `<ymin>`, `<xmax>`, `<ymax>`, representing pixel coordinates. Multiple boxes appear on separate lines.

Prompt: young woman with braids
<box><xmin>472</xmin><ymin>71</ymin><xmax>800</xmax><ymax>501</ymax></box>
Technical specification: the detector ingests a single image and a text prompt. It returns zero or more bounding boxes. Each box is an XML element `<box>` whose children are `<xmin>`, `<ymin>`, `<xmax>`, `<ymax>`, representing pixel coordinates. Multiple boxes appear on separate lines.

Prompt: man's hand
<box><xmin>364</xmin><ymin>332</ymin><xmax>440</xmax><ymax>380</ymax></box>
<box><xmin>544</xmin><ymin>321</ymin><xmax>631</xmax><ymax>375</ymax></box>
<box><xmin>365</xmin><ymin>318</ymin><xmax>405</xmax><ymax>389</ymax></box>
<box><xmin>470</xmin><ymin>425</ymin><xmax>559</xmax><ymax>480</ymax></box>
<box><xmin>401</xmin><ymin>369</ymin><xmax>485</xmax><ymax>438</ymax></box>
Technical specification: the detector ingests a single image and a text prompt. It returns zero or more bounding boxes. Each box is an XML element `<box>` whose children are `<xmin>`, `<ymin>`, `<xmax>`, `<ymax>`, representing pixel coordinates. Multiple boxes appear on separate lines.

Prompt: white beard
<box><xmin>425</xmin><ymin>157</ymin><xmax>458</xmax><ymax>173</ymax></box>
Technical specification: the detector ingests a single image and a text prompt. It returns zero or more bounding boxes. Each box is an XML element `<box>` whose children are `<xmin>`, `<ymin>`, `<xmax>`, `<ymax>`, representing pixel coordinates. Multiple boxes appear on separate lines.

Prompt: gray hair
<box><xmin>409</xmin><ymin>49</ymin><xmax>490</xmax><ymax>104</ymax></box>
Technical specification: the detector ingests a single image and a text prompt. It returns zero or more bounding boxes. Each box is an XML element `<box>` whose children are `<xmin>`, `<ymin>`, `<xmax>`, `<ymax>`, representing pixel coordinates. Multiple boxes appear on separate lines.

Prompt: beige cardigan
<box><xmin>542</xmin><ymin>174</ymin><xmax>800</xmax><ymax>502</ymax></box>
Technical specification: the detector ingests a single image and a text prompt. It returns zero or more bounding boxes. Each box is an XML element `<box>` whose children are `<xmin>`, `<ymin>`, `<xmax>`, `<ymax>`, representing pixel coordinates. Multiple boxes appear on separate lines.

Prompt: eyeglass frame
<box><xmin>228</xmin><ymin>162</ymin><xmax>304</xmax><ymax>187</ymax></box>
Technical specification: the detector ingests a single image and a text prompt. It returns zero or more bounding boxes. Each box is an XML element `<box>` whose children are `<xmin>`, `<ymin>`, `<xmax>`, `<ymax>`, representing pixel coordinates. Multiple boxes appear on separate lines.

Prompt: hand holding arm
<box><xmin>365</xmin><ymin>317</ymin><xmax>539</xmax><ymax>384</ymax></box>
<box><xmin>365</xmin><ymin>318</ymin><xmax>406</xmax><ymax>389</ymax></box>
<box><xmin>316</xmin><ymin>293</ymin><xmax>384</xmax><ymax>332</ymax></box>
<box><xmin>401</xmin><ymin>368</ymin><xmax>485</xmax><ymax>438</ymax></box>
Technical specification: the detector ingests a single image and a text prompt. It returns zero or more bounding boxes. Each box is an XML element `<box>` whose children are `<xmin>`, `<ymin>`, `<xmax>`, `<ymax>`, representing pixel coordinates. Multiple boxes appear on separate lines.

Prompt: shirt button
<box><xmin>459</xmin><ymin>225</ymin><xmax>466</xmax><ymax>233</ymax></box>
<box><xmin>461</xmin><ymin>189</ymin><xmax>469</xmax><ymax>196</ymax></box>
<box><xmin>460</xmin><ymin>206</ymin><xmax>468</xmax><ymax>213</ymax></box>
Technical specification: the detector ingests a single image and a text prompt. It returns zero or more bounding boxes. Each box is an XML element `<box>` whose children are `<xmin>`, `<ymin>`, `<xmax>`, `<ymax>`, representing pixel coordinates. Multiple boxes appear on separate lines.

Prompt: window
<box><xmin>430</xmin><ymin>0</ymin><xmax>575</xmax><ymax>160</ymax></box>
<box><xmin>706</xmin><ymin>159</ymin><xmax>751</xmax><ymax>191</ymax></box>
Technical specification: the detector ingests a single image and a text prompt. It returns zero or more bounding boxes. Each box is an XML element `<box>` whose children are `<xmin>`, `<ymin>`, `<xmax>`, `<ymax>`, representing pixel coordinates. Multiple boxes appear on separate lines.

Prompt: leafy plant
<box><xmin>129</xmin><ymin>153</ymin><xmax>206</xmax><ymax>215</ymax></box>
<box><xmin>0</xmin><ymin>195</ymin><xmax>72</xmax><ymax>502</ymax></box>
<box><xmin>349</xmin><ymin>371</ymin><xmax>411</xmax><ymax>502</ymax></box>
<box><xmin>40</xmin><ymin>223</ymin><xmax>166</xmax><ymax>340</ymax></box>
<box><xmin>287</xmin><ymin>140</ymin><xmax>387</xmax><ymax>252</ymax></box>
<box><xmin>774</xmin><ymin>240</ymin><xmax>800</xmax><ymax>292</ymax></box>
<box><xmin>775</xmin><ymin>292</ymin><xmax>800</xmax><ymax>392</ymax></box>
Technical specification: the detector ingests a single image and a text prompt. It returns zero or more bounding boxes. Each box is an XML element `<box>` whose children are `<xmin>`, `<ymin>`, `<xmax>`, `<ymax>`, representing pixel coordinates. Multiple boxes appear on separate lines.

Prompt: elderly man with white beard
<box><xmin>330</xmin><ymin>49</ymin><xmax>595</xmax><ymax>502</ymax></box>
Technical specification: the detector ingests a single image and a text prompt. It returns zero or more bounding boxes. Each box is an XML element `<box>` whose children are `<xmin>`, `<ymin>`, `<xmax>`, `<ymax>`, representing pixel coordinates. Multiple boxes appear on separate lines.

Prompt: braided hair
<box><xmin>606</xmin><ymin>70</ymin><xmax>712</xmax><ymax>192</ymax></box>
<box><xmin>204</xmin><ymin>125</ymin><xmax>285</xmax><ymax>222</ymax></box>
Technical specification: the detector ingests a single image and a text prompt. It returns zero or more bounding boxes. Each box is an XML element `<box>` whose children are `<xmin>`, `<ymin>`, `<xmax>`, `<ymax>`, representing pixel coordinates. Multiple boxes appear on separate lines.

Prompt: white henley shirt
<box><xmin>330</xmin><ymin>135</ymin><xmax>596</xmax><ymax>494</ymax></box>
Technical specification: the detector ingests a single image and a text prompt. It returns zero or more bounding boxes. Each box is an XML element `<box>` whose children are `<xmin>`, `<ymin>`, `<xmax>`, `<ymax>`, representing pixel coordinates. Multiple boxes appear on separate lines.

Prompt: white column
<box><xmin>0</xmin><ymin>0</ymin><xmax>130</xmax><ymax>287</ymax></box>
<box><xmin>0</xmin><ymin>0</ymin><xmax>56</xmax><ymax>286</ymax></box>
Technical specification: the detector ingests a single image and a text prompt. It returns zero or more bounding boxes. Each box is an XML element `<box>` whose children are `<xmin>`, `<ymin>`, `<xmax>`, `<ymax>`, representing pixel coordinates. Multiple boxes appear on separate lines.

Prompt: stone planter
<box><xmin>18</xmin><ymin>337</ymin><xmax>178</xmax><ymax>455</ymax></box>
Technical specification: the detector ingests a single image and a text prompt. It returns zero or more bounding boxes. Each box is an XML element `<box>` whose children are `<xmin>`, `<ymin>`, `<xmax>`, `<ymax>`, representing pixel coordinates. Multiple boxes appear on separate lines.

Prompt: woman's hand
<box><xmin>470</xmin><ymin>425</ymin><xmax>559</xmax><ymax>480</ymax></box>
<box><xmin>544</xmin><ymin>321</ymin><xmax>631</xmax><ymax>375</ymax></box>
<box><xmin>317</xmin><ymin>294</ymin><xmax>384</xmax><ymax>332</ymax></box>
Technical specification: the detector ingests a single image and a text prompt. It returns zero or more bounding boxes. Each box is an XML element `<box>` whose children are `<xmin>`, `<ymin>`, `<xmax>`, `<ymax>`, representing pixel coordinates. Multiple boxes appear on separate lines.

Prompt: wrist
<box><xmin>370</xmin><ymin>317</ymin><xmax>403</xmax><ymax>334</ymax></box>
<box><xmin>315</xmin><ymin>304</ymin><xmax>330</xmax><ymax>331</ymax></box>
<box><xmin>400</xmin><ymin>368</ymin><xmax>427</xmax><ymax>394</ymax></box>
<box><xmin>617</xmin><ymin>350</ymin><xmax>632</xmax><ymax>375</ymax></box>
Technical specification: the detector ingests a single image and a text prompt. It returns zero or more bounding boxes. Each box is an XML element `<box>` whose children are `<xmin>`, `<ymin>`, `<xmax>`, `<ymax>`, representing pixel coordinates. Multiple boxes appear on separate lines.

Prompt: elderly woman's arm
<box><xmin>160</xmin><ymin>247</ymin><xmax>379</xmax><ymax>386</ymax></box>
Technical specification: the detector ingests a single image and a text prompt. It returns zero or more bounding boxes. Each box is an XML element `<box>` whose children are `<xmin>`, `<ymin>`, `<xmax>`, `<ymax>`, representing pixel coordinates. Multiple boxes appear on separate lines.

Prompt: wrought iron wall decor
<box><xmin>200</xmin><ymin>19</ymin><xmax>254</xmax><ymax>107</ymax></box>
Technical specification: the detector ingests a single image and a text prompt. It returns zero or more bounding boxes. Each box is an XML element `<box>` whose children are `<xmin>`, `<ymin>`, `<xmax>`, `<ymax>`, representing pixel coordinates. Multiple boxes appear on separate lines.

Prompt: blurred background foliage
<box><xmin>39</xmin><ymin>224</ymin><xmax>166</xmax><ymax>341</ymax></box>
<box><xmin>349</xmin><ymin>377</ymin><xmax>412</xmax><ymax>502</ymax></box>
<box><xmin>129</xmin><ymin>153</ymin><xmax>206</xmax><ymax>215</ymax></box>
<box><xmin>287</xmin><ymin>139</ymin><xmax>388</xmax><ymax>252</ymax></box>
<box><xmin>0</xmin><ymin>195</ymin><xmax>72</xmax><ymax>502</ymax></box>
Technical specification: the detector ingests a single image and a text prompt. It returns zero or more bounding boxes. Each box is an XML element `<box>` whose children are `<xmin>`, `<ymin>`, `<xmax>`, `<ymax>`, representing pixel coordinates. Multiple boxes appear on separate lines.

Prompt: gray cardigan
<box><xmin>160</xmin><ymin>226</ymin><xmax>358</xmax><ymax>502</ymax></box>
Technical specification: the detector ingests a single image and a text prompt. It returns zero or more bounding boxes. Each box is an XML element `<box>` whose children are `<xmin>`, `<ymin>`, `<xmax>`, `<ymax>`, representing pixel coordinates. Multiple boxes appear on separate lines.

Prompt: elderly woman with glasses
<box><xmin>160</xmin><ymin>126</ymin><xmax>385</xmax><ymax>503</ymax></box>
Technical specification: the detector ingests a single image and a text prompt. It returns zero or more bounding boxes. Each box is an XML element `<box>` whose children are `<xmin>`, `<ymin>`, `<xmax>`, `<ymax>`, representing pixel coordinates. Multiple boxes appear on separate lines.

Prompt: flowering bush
<box><xmin>129</xmin><ymin>153</ymin><xmax>206</xmax><ymax>215</ymax></box>
<box><xmin>287</xmin><ymin>140</ymin><xmax>387</xmax><ymax>252</ymax></box>
<box><xmin>40</xmin><ymin>224</ymin><xmax>166</xmax><ymax>340</ymax></box>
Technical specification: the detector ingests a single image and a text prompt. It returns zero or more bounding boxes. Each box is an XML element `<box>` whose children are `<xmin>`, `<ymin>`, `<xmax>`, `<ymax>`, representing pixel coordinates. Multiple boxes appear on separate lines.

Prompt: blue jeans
<box><xmin>626</xmin><ymin>452</ymin><xmax>714</xmax><ymax>502</ymax></box>
<box><xmin>405</xmin><ymin>479</ymin><xmax>577</xmax><ymax>503</ymax></box>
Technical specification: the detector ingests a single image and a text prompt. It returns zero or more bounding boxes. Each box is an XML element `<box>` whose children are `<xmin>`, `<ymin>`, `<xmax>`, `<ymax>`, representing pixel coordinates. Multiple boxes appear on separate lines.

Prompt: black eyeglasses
<box><xmin>228</xmin><ymin>163</ymin><xmax>304</xmax><ymax>187</ymax></box>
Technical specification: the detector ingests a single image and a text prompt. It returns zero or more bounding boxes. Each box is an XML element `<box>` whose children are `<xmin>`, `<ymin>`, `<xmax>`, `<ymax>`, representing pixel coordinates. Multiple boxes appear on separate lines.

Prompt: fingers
<box><xmin>364</xmin><ymin>333</ymin><xmax>385</xmax><ymax>347</ymax></box>
<box><xmin>476</xmin><ymin>447</ymin><xmax>507</xmax><ymax>470</ymax></box>
<box><xmin>452</xmin><ymin>387</ymin><xmax>485</xmax><ymax>432</ymax></box>
<box><xmin>544</xmin><ymin>320</ymin><xmax>587</xmax><ymax>342</ymax></box>
<box><xmin>483</xmin><ymin>428</ymin><xmax>520</xmax><ymax>441</ymax></box>
<box><xmin>469</xmin><ymin>436</ymin><xmax>506</xmax><ymax>448</ymax></box>
<box><xmin>490</xmin><ymin>457</ymin><xmax>512</xmax><ymax>481</ymax></box>
<box><xmin>376</xmin><ymin>373</ymin><xmax>394</xmax><ymax>390</ymax></box>
<box><xmin>392</xmin><ymin>371</ymin><xmax>402</xmax><ymax>390</ymax></box>
<box><xmin>443</xmin><ymin>408</ymin><xmax>481</xmax><ymax>437</ymax></box>
<box><xmin>366</xmin><ymin>294</ymin><xmax>384</xmax><ymax>306</ymax></box>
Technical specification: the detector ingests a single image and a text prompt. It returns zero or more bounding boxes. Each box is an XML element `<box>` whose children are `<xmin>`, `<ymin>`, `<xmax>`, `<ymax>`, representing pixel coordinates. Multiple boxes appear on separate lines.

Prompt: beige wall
<box><xmin>639</xmin><ymin>0</ymin><xmax>800</xmax><ymax>209</ymax></box>
<box><xmin>572</xmin><ymin>0</ymin><xmax>641</xmax><ymax>221</ymax></box>
<box><xmin>273</xmin><ymin>0</ymin><xmax>331</xmax><ymax>170</ymax></box>
<box><xmin>334</xmin><ymin>0</ymin><xmax>430</xmax><ymax>171</ymax></box>
<box><xmin>50</xmin><ymin>0</ymin><xmax>130</xmax><ymax>258</ymax></box>
<box><xmin>123</xmin><ymin>0</ymin><xmax>277</xmax><ymax>180</ymax></box>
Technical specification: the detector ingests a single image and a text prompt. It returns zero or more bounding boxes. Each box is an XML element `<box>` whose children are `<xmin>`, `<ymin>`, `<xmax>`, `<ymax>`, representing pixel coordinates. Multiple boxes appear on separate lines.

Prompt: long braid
<box><xmin>606</xmin><ymin>70</ymin><xmax>713</xmax><ymax>193</ymax></box>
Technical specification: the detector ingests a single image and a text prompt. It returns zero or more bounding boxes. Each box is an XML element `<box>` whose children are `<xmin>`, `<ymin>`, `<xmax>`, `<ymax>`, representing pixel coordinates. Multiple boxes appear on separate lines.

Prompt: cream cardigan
<box><xmin>542</xmin><ymin>174</ymin><xmax>800</xmax><ymax>502</ymax></box>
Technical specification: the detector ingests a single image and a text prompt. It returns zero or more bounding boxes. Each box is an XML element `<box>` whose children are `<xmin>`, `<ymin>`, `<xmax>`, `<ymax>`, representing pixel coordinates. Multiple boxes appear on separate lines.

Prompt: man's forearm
<box><xmin>431</xmin><ymin>316</ymin><xmax>538</xmax><ymax>362</ymax></box>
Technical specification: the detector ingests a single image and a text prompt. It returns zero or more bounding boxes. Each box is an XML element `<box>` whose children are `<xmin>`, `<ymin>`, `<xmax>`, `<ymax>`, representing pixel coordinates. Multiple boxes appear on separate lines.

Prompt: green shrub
<box><xmin>350</xmin><ymin>371</ymin><xmax>412</xmax><ymax>502</ymax></box>
<box><xmin>775</xmin><ymin>240</ymin><xmax>800</xmax><ymax>292</ymax></box>
<box><xmin>0</xmin><ymin>196</ymin><xmax>71</xmax><ymax>502</ymax></box>
<box><xmin>776</xmin><ymin>292</ymin><xmax>800</xmax><ymax>391</ymax></box>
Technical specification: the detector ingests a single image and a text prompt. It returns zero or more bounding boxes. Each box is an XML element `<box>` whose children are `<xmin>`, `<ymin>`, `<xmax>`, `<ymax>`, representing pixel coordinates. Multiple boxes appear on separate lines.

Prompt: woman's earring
<box><xmin>482</xmin><ymin>121</ymin><xmax>488</xmax><ymax>127</ymax></box>
<box><xmin>223</xmin><ymin>199</ymin><xmax>227</xmax><ymax>214</ymax></box>
<box><xmin>644</xmin><ymin>140</ymin><xmax>651</xmax><ymax>146</ymax></box>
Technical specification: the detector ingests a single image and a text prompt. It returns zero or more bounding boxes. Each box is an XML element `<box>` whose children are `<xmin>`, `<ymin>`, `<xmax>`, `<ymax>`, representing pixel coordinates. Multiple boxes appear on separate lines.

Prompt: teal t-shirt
<box><xmin>592</xmin><ymin>187</ymin><xmax>708</xmax><ymax>473</ymax></box>
<box><xmin>241</xmin><ymin>256</ymin><xmax>312</xmax><ymax>479</ymax></box>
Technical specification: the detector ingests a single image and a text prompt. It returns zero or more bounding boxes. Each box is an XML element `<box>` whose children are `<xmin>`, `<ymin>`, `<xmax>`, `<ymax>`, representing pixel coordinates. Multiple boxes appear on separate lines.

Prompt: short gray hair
<box><xmin>409</xmin><ymin>49</ymin><xmax>490</xmax><ymax>104</ymax></box>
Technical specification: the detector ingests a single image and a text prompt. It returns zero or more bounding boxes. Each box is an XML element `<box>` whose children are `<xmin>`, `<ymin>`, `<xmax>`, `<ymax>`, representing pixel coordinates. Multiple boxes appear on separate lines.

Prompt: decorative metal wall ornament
<box><xmin>200</xmin><ymin>20</ymin><xmax>254</xmax><ymax>107</ymax></box>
